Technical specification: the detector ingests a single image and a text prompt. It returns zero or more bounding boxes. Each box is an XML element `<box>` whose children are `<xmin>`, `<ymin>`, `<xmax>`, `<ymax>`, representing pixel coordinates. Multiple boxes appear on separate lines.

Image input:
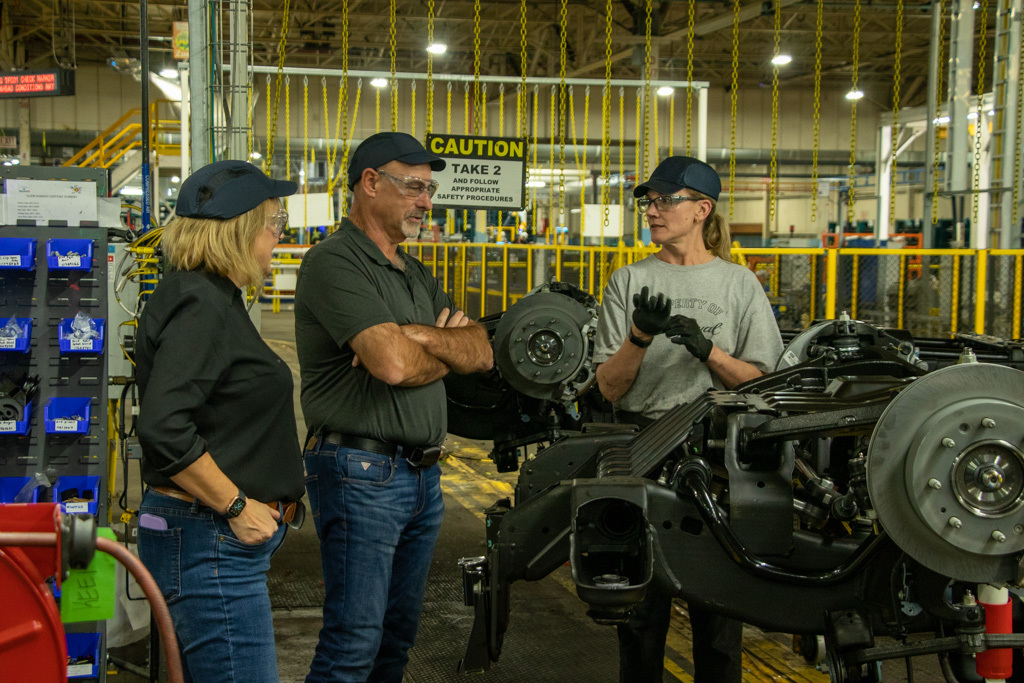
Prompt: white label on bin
<box><xmin>0</xmin><ymin>255</ymin><xmax>21</xmax><ymax>266</ymax></box>
<box><xmin>0</xmin><ymin>420</ymin><xmax>15</xmax><ymax>432</ymax></box>
<box><xmin>54</xmin><ymin>419</ymin><xmax>79</xmax><ymax>431</ymax></box>
<box><xmin>69</xmin><ymin>338</ymin><xmax>93</xmax><ymax>351</ymax></box>
<box><xmin>67</xmin><ymin>663</ymin><xmax>92</xmax><ymax>676</ymax></box>
<box><xmin>64</xmin><ymin>502</ymin><xmax>90</xmax><ymax>513</ymax></box>
<box><xmin>0</xmin><ymin>337</ymin><xmax>16</xmax><ymax>349</ymax></box>
<box><xmin>57</xmin><ymin>254</ymin><xmax>82</xmax><ymax>268</ymax></box>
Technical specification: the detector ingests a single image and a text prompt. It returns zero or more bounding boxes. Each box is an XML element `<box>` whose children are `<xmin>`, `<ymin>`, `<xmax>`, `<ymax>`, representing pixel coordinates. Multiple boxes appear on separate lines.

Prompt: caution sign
<box><xmin>426</xmin><ymin>133</ymin><xmax>526</xmax><ymax>210</ymax></box>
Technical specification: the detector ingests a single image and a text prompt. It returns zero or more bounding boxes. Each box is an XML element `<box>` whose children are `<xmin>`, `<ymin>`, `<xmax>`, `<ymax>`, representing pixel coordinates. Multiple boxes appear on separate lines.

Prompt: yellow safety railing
<box><xmin>264</xmin><ymin>243</ymin><xmax>1024</xmax><ymax>340</ymax></box>
<box><xmin>64</xmin><ymin>100</ymin><xmax>180</xmax><ymax>169</ymax></box>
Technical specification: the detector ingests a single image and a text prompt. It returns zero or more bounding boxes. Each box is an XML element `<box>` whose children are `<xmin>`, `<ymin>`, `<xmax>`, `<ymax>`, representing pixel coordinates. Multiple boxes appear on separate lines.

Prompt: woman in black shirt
<box><xmin>135</xmin><ymin>160</ymin><xmax>305</xmax><ymax>682</ymax></box>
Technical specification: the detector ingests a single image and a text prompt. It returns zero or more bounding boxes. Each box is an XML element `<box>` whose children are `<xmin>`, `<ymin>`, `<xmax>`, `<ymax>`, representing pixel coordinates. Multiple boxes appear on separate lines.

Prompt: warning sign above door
<box><xmin>426</xmin><ymin>133</ymin><xmax>526</xmax><ymax>210</ymax></box>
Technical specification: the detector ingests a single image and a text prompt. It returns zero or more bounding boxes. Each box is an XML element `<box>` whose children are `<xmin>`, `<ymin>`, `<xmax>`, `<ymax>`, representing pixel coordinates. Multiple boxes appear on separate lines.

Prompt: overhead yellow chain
<box><xmin>769</xmin><ymin>0</ymin><xmax>781</xmax><ymax>223</ymax></box>
<box><xmin>634</xmin><ymin>87</ymin><xmax>642</xmax><ymax>243</ymax></box>
<box><xmin>971</xmin><ymin>0</ymin><xmax>989</xmax><ymax>231</ymax></box>
<box><xmin>339</xmin><ymin>79</ymin><xmax>362</xmax><ymax>217</ymax></box>
<box><xmin>888</xmin><ymin>0</ymin><xmax>903</xmax><ymax>231</ymax></box>
<box><xmin>426</xmin><ymin>0</ymin><xmax>435</xmax><ymax>135</ymax></box>
<box><xmin>810</xmin><ymin>0</ymin><xmax>823</xmax><ymax>223</ymax></box>
<box><xmin>285</xmin><ymin>75</ymin><xmax>291</xmax><ymax>180</ymax></box>
<box><xmin>642</xmin><ymin>0</ymin><xmax>653</xmax><ymax>182</ymax></box>
<box><xmin>410</xmin><ymin>81</ymin><xmax>417</xmax><ymax>138</ymax></box>
<box><xmin>322</xmin><ymin>77</ymin><xmax>344</xmax><ymax>194</ymax></box>
<box><xmin>265</xmin><ymin>75</ymin><xmax>272</xmax><ymax>171</ymax></box>
<box><xmin>473</xmin><ymin>0</ymin><xmax>482</xmax><ymax>133</ymax></box>
<box><xmin>481</xmin><ymin>83</ymin><xmax>488</xmax><ymax>134</ymax></box>
<box><xmin>847</xmin><ymin>0</ymin><xmax>862</xmax><ymax>226</ymax></box>
<box><xmin>532</xmin><ymin>85</ymin><xmax>540</xmax><ymax>238</ymax></box>
<box><xmin>652</xmin><ymin>83</ymin><xmax>659</xmax><ymax>161</ymax></box>
<box><xmin>375</xmin><ymin>87</ymin><xmax>381</xmax><ymax>133</ymax></box>
<box><xmin>264</xmin><ymin>0</ymin><xmax>291</xmax><ymax>172</ymax></box>
<box><xmin>519</xmin><ymin>0</ymin><xmax>528</xmax><ymax>139</ymax></box>
<box><xmin>729</xmin><ymin>0</ymin><xmax>740</xmax><ymax>222</ymax></box>
<box><xmin>618</xmin><ymin>87</ymin><xmax>625</xmax><ymax>244</ymax></box>
<box><xmin>1014</xmin><ymin>25</ymin><xmax>1024</xmax><ymax>229</ymax></box>
<box><xmin>389</xmin><ymin>0</ymin><xmax>397</xmax><ymax>130</ymax></box>
<box><xmin>549</xmin><ymin>85</ymin><xmax>557</xmax><ymax>241</ymax></box>
<box><xmin>446</xmin><ymin>80</ymin><xmax>452</xmax><ymax>232</ymax></box>
<box><xmin>668</xmin><ymin>93</ymin><xmax>675</xmax><ymax>157</ymax></box>
<box><xmin>686</xmin><ymin>0</ymin><xmax>695</xmax><ymax>154</ymax></box>
<box><xmin>558</xmin><ymin>0</ymin><xmax>568</xmax><ymax>235</ymax></box>
<box><xmin>247</xmin><ymin>81</ymin><xmax>253</xmax><ymax>161</ymax></box>
<box><xmin>498</xmin><ymin>83</ymin><xmax>505</xmax><ymax>229</ymax></box>
<box><xmin>568</xmin><ymin>86</ymin><xmax>591</xmax><ymax>237</ymax></box>
<box><xmin>601</xmin><ymin>0</ymin><xmax>613</xmax><ymax>243</ymax></box>
<box><xmin>932</xmin><ymin>0</ymin><xmax>949</xmax><ymax>227</ymax></box>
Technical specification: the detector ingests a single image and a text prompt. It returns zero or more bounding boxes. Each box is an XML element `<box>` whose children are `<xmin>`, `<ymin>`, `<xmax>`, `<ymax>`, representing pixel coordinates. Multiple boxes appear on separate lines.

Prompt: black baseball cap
<box><xmin>347</xmin><ymin>132</ymin><xmax>446</xmax><ymax>190</ymax></box>
<box><xmin>176</xmin><ymin>160</ymin><xmax>298</xmax><ymax>219</ymax></box>
<box><xmin>634</xmin><ymin>156</ymin><xmax>721</xmax><ymax>201</ymax></box>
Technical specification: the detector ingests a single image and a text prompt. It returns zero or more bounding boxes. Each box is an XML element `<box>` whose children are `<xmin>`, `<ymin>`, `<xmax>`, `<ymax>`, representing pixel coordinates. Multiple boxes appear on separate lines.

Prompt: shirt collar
<box><xmin>340</xmin><ymin>218</ymin><xmax>409</xmax><ymax>270</ymax></box>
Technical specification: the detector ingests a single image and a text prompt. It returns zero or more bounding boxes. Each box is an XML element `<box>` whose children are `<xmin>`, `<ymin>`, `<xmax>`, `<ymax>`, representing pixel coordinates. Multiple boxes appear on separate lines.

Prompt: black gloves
<box><xmin>631</xmin><ymin>286</ymin><xmax>672</xmax><ymax>335</ymax></box>
<box><xmin>666</xmin><ymin>314</ymin><xmax>713</xmax><ymax>362</ymax></box>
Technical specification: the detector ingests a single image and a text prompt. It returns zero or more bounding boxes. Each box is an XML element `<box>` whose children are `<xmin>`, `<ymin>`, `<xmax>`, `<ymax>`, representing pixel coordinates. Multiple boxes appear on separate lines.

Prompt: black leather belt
<box><xmin>308</xmin><ymin>432</ymin><xmax>442</xmax><ymax>468</ymax></box>
<box><xmin>318</xmin><ymin>432</ymin><xmax>398</xmax><ymax>456</ymax></box>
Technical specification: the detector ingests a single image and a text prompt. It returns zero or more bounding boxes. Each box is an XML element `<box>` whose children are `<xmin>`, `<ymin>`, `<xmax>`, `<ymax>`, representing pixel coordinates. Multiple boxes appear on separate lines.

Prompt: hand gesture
<box><xmin>227</xmin><ymin>500</ymin><xmax>281</xmax><ymax>545</ymax></box>
<box><xmin>665</xmin><ymin>314</ymin><xmax>713</xmax><ymax>362</ymax></box>
<box><xmin>631</xmin><ymin>286</ymin><xmax>672</xmax><ymax>335</ymax></box>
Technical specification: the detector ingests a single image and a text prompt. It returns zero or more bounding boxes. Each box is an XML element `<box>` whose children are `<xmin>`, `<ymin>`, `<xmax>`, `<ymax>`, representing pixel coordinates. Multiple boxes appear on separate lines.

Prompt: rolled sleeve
<box><xmin>137</xmin><ymin>298</ymin><xmax>227</xmax><ymax>476</ymax></box>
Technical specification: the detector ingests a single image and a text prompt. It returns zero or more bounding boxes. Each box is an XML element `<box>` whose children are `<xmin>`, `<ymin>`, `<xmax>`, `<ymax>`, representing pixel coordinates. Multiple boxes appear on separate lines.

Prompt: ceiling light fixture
<box><xmin>159</xmin><ymin>68</ymin><xmax>178</xmax><ymax>79</ymax></box>
<box><xmin>370</xmin><ymin>78</ymin><xmax>388</xmax><ymax>88</ymax></box>
<box><xmin>427</xmin><ymin>43</ymin><xmax>447</xmax><ymax>55</ymax></box>
<box><xmin>171</xmin><ymin>175</ymin><xmax>180</xmax><ymax>183</ymax></box>
<box><xmin>656</xmin><ymin>86</ymin><xmax>674</xmax><ymax>96</ymax></box>
<box><xmin>771</xmin><ymin>54</ymin><xmax>792</xmax><ymax>66</ymax></box>
<box><xmin>845</xmin><ymin>89</ymin><xmax>864</xmax><ymax>101</ymax></box>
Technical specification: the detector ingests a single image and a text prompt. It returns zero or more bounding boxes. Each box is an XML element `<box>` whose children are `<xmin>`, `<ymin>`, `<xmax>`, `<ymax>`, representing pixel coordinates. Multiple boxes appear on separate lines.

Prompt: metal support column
<box><xmin>226</xmin><ymin>0</ymin><xmax>250</xmax><ymax>160</ymax></box>
<box><xmin>187</xmin><ymin>0</ymin><xmax>211</xmax><ymax>169</ymax></box>
<box><xmin>993</xmin><ymin>0</ymin><xmax>1023</xmax><ymax>247</ymax></box>
<box><xmin>924</xmin><ymin>0</ymin><xmax>945</xmax><ymax>246</ymax></box>
<box><xmin>877</xmin><ymin>123</ymin><xmax>894</xmax><ymax>240</ymax></box>
<box><xmin>947</xmin><ymin>0</ymin><xmax>976</xmax><ymax>200</ymax></box>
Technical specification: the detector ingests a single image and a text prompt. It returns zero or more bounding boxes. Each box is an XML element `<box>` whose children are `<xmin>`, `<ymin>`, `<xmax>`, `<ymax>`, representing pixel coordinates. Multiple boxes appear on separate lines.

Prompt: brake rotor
<box><xmin>493</xmin><ymin>291</ymin><xmax>595</xmax><ymax>401</ymax></box>
<box><xmin>867</xmin><ymin>363</ymin><xmax>1024</xmax><ymax>583</ymax></box>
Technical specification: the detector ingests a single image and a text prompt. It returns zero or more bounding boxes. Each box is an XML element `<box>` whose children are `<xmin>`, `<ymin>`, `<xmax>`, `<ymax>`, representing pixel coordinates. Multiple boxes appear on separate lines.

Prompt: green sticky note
<box><xmin>61</xmin><ymin>527</ymin><xmax>116</xmax><ymax>623</ymax></box>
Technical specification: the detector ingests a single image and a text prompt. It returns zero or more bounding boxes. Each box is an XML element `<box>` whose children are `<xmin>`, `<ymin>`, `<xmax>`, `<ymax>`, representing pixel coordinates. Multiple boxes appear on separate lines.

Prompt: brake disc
<box><xmin>493</xmin><ymin>291</ymin><xmax>595</xmax><ymax>402</ymax></box>
<box><xmin>867</xmin><ymin>363</ymin><xmax>1024</xmax><ymax>583</ymax></box>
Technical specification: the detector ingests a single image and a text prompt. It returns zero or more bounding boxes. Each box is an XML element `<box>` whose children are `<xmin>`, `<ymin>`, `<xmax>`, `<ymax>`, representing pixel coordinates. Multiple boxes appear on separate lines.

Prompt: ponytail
<box><xmin>691</xmin><ymin>192</ymin><xmax>732</xmax><ymax>261</ymax></box>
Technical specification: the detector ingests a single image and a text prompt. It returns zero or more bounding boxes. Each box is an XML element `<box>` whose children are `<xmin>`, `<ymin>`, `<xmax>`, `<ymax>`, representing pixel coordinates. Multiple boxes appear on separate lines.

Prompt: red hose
<box><xmin>0</xmin><ymin>531</ymin><xmax>184</xmax><ymax>683</ymax></box>
<box><xmin>96</xmin><ymin>537</ymin><xmax>184</xmax><ymax>683</ymax></box>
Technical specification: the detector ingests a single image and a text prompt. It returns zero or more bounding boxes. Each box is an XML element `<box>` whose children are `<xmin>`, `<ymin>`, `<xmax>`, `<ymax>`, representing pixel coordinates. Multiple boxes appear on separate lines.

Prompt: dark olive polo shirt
<box><xmin>294</xmin><ymin>218</ymin><xmax>456</xmax><ymax>445</ymax></box>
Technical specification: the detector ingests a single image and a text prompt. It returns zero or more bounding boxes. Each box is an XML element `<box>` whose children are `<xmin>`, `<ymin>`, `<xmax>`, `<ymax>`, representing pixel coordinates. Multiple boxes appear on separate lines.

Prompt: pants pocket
<box><xmin>138</xmin><ymin>526</ymin><xmax>183</xmax><ymax>604</ymax></box>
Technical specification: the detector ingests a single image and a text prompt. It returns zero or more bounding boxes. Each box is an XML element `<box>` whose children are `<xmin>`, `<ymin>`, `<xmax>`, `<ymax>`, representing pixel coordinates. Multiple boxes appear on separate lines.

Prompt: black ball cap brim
<box><xmin>176</xmin><ymin>160</ymin><xmax>299</xmax><ymax>219</ymax></box>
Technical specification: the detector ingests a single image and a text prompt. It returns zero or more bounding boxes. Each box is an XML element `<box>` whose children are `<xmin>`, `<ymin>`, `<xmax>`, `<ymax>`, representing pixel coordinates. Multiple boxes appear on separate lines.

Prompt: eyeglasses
<box><xmin>267</xmin><ymin>210</ymin><xmax>289</xmax><ymax>239</ymax></box>
<box><xmin>636</xmin><ymin>195</ymin><xmax>703</xmax><ymax>212</ymax></box>
<box><xmin>282</xmin><ymin>499</ymin><xmax>306</xmax><ymax>530</ymax></box>
<box><xmin>377</xmin><ymin>170</ymin><xmax>439</xmax><ymax>199</ymax></box>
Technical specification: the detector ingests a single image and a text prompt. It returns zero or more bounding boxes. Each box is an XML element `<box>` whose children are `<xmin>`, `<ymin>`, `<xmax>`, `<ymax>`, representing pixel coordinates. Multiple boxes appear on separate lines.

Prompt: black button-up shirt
<box><xmin>135</xmin><ymin>268</ymin><xmax>304</xmax><ymax>502</ymax></box>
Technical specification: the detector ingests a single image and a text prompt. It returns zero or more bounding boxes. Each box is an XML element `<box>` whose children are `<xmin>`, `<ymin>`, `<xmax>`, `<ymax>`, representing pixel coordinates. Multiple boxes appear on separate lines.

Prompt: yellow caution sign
<box><xmin>426</xmin><ymin>133</ymin><xmax>527</xmax><ymax>210</ymax></box>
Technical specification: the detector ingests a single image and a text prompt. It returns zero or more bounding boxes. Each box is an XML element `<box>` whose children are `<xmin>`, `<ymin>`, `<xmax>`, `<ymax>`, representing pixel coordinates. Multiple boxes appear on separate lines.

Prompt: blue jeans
<box><xmin>304</xmin><ymin>440</ymin><xmax>445</xmax><ymax>683</ymax></box>
<box><xmin>138</xmin><ymin>488</ymin><xmax>288</xmax><ymax>683</ymax></box>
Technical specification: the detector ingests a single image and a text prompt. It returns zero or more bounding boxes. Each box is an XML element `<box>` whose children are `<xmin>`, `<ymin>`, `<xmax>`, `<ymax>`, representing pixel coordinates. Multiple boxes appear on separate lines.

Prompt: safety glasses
<box><xmin>636</xmin><ymin>195</ymin><xmax>702</xmax><ymax>212</ymax></box>
<box><xmin>377</xmin><ymin>170</ymin><xmax>439</xmax><ymax>199</ymax></box>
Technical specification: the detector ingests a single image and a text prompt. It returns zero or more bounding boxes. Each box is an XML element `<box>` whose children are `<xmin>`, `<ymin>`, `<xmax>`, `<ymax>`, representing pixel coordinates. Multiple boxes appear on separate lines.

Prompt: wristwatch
<box><xmin>224</xmin><ymin>490</ymin><xmax>247</xmax><ymax>518</ymax></box>
<box><xmin>628</xmin><ymin>332</ymin><xmax>653</xmax><ymax>349</ymax></box>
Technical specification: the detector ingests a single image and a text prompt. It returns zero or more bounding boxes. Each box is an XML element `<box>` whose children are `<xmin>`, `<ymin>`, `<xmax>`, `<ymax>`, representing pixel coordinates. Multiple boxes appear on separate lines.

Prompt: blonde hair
<box><xmin>690</xmin><ymin>190</ymin><xmax>732</xmax><ymax>261</ymax></box>
<box><xmin>163</xmin><ymin>198</ymin><xmax>278</xmax><ymax>287</ymax></box>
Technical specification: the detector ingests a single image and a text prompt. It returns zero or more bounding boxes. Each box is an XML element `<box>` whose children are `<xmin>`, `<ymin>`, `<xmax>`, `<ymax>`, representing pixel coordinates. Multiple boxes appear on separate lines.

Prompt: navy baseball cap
<box><xmin>347</xmin><ymin>132</ymin><xmax>446</xmax><ymax>190</ymax></box>
<box><xmin>634</xmin><ymin>156</ymin><xmax>721</xmax><ymax>201</ymax></box>
<box><xmin>176</xmin><ymin>160</ymin><xmax>298</xmax><ymax>219</ymax></box>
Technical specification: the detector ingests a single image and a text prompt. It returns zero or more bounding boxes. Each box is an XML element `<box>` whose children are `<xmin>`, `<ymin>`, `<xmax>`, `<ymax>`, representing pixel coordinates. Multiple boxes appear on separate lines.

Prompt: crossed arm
<box><xmin>350</xmin><ymin>307</ymin><xmax>494</xmax><ymax>387</ymax></box>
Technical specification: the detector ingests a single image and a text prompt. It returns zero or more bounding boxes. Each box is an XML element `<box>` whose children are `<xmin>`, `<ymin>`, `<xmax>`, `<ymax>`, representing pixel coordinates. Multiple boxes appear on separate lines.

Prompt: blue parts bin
<box><xmin>53</xmin><ymin>475</ymin><xmax>100</xmax><ymax>515</ymax></box>
<box><xmin>0</xmin><ymin>476</ymin><xmax>41</xmax><ymax>503</ymax></box>
<box><xmin>46</xmin><ymin>238</ymin><xmax>94</xmax><ymax>270</ymax></box>
<box><xmin>0</xmin><ymin>318</ymin><xmax>32</xmax><ymax>352</ymax></box>
<box><xmin>43</xmin><ymin>396</ymin><xmax>91</xmax><ymax>435</ymax></box>
<box><xmin>0</xmin><ymin>237</ymin><xmax>37</xmax><ymax>270</ymax></box>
